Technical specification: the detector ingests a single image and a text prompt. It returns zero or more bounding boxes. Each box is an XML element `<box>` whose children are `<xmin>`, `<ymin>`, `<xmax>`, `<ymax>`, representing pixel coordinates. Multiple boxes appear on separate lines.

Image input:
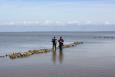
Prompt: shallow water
<box><xmin>0</xmin><ymin>32</ymin><xmax>115</xmax><ymax>77</ymax></box>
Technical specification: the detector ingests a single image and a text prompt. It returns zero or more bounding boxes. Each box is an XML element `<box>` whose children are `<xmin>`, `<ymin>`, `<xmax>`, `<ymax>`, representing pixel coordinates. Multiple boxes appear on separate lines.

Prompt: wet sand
<box><xmin>0</xmin><ymin>40</ymin><xmax>115</xmax><ymax>77</ymax></box>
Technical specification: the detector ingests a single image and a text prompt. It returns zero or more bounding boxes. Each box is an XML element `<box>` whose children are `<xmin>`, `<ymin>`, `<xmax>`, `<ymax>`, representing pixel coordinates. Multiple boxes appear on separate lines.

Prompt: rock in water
<box><xmin>9</xmin><ymin>41</ymin><xmax>83</xmax><ymax>59</ymax></box>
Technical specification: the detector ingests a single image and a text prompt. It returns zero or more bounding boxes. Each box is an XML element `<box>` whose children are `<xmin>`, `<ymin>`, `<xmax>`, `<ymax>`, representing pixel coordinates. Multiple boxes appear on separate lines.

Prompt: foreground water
<box><xmin>0</xmin><ymin>32</ymin><xmax>115</xmax><ymax>77</ymax></box>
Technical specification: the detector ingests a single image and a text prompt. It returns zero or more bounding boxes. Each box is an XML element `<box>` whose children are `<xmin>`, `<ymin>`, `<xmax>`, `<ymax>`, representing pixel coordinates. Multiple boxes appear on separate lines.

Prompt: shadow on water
<box><xmin>52</xmin><ymin>49</ymin><xmax>64</xmax><ymax>64</ymax></box>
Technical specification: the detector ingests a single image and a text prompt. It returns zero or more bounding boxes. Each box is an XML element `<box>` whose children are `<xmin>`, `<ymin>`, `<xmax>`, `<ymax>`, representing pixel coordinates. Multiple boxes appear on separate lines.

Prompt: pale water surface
<box><xmin>0</xmin><ymin>32</ymin><xmax>115</xmax><ymax>77</ymax></box>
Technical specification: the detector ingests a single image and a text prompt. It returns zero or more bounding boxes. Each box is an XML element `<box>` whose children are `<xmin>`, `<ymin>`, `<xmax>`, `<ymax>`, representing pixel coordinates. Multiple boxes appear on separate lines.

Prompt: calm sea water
<box><xmin>0</xmin><ymin>31</ymin><xmax>115</xmax><ymax>77</ymax></box>
<box><xmin>0</xmin><ymin>32</ymin><xmax>115</xmax><ymax>55</ymax></box>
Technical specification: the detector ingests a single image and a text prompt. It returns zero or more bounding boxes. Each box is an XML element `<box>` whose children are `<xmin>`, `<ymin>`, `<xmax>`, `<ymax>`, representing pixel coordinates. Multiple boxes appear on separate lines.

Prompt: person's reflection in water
<box><xmin>59</xmin><ymin>50</ymin><xmax>64</xmax><ymax>64</ymax></box>
<box><xmin>52</xmin><ymin>49</ymin><xmax>64</xmax><ymax>64</ymax></box>
<box><xmin>52</xmin><ymin>49</ymin><xmax>56</xmax><ymax>64</ymax></box>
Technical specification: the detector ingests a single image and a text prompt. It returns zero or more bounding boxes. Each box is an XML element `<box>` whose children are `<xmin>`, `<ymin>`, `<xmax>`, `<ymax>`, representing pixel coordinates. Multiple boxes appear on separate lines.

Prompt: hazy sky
<box><xmin>0</xmin><ymin>0</ymin><xmax>115</xmax><ymax>31</ymax></box>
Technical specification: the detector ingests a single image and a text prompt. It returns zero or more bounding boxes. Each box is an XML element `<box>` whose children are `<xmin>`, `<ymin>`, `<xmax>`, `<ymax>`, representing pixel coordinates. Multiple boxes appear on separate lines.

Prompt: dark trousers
<box><xmin>53</xmin><ymin>44</ymin><xmax>56</xmax><ymax>51</ymax></box>
<box><xmin>59</xmin><ymin>45</ymin><xmax>63</xmax><ymax>51</ymax></box>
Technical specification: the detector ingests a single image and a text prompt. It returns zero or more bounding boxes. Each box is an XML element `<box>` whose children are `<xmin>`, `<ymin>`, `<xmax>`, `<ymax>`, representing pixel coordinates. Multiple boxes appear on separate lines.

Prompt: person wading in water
<box><xmin>52</xmin><ymin>36</ymin><xmax>57</xmax><ymax>51</ymax></box>
<box><xmin>58</xmin><ymin>36</ymin><xmax>64</xmax><ymax>51</ymax></box>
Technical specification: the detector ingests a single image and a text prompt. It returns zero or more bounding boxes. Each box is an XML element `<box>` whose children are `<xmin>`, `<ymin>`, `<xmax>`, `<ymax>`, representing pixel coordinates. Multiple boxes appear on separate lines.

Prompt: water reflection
<box><xmin>52</xmin><ymin>50</ymin><xmax>56</xmax><ymax>64</ymax></box>
<box><xmin>59</xmin><ymin>50</ymin><xmax>63</xmax><ymax>64</ymax></box>
<box><xmin>52</xmin><ymin>49</ymin><xmax>64</xmax><ymax>64</ymax></box>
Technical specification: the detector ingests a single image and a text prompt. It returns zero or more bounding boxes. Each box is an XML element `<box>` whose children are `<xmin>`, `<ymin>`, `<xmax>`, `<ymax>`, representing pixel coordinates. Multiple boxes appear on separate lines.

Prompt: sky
<box><xmin>0</xmin><ymin>0</ymin><xmax>115</xmax><ymax>31</ymax></box>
